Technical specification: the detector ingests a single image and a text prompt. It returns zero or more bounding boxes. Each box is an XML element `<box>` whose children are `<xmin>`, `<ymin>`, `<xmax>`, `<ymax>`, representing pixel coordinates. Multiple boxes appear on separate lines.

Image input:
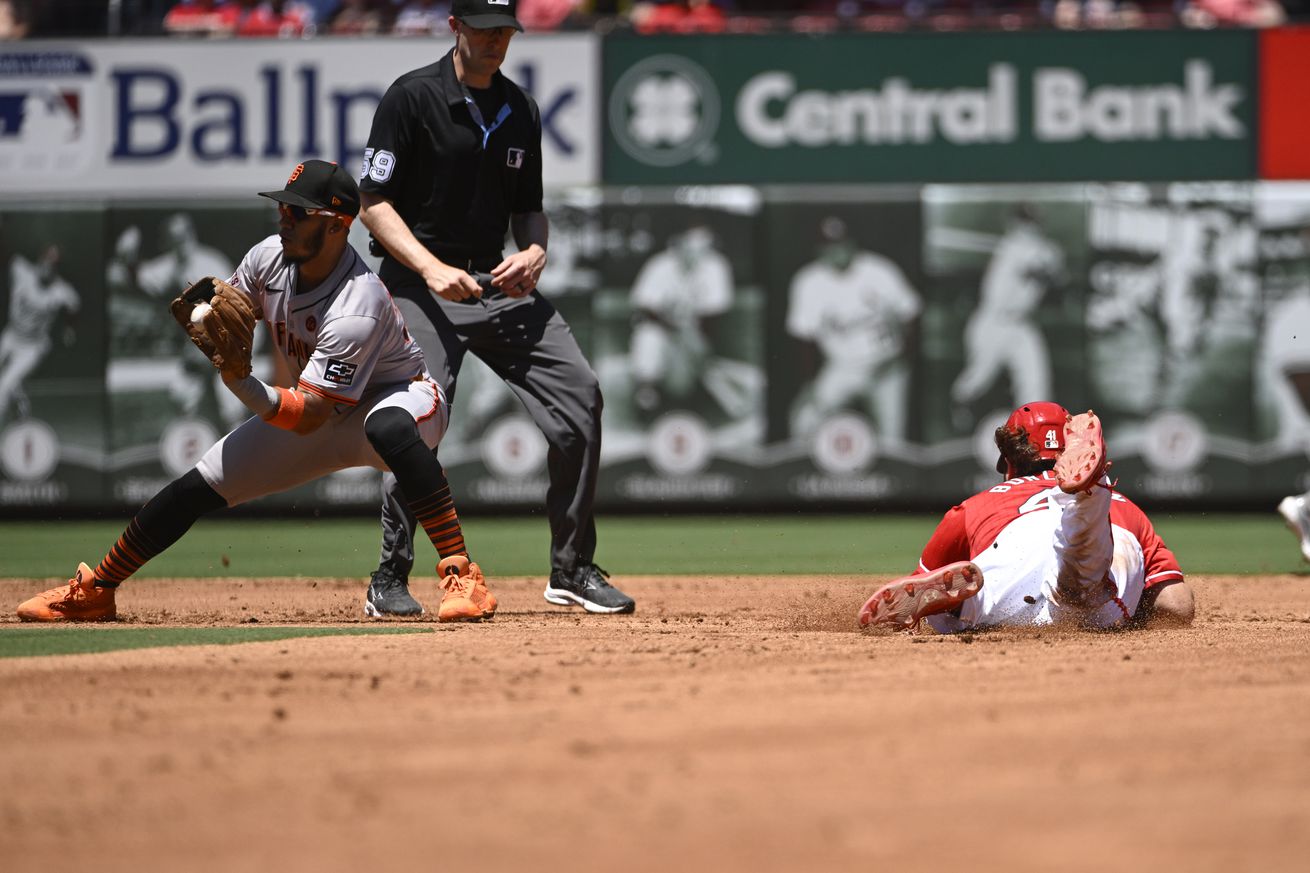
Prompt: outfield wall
<box><xmin>2</xmin><ymin>31</ymin><xmax>1309</xmax><ymax>513</ymax></box>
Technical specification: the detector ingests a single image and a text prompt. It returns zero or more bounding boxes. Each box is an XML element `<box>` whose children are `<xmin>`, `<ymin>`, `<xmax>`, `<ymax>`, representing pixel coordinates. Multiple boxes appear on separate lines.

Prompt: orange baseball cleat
<box><xmin>1055</xmin><ymin>411</ymin><xmax>1109</xmax><ymax>494</ymax></box>
<box><xmin>17</xmin><ymin>562</ymin><xmax>117</xmax><ymax>622</ymax></box>
<box><xmin>467</xmin><ymin>561</ymin><xmax>497</xmax><ymax>618</ymax></box>
<box><xmin>858</xmin><ymin>561</ymin><xmax>983</xmax><ymax>632</ymax></box>
<box><xmin>436</xmin><ymin>555</ymin><xmax>485</xmax><ymax>622</ymax></box>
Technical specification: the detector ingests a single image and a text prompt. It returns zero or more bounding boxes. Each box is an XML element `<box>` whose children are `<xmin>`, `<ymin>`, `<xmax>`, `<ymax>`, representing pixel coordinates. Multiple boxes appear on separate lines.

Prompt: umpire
<box><xmin>357</xmin><ymin>0</ymin><xmax>635</xmax><ymax>615</ymax></box>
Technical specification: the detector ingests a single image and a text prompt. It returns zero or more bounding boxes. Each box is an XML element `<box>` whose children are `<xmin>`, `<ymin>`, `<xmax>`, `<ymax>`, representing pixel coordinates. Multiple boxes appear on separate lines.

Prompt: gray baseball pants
<box><xmin>378</xmin><ymin>285</ymin><xmax>602</xmax><ymax>577</ymax></box>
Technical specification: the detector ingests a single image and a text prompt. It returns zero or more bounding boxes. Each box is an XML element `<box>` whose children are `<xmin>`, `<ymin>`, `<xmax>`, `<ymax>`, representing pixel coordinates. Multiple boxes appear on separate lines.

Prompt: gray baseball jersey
<box><xmin>230</xmin><ymin>235</ymin><xmax>426</xmax><ymax>405</ymax></box>
<box><xmin>196</xmin><ymin>237</ymin><xmax>448</xmax><ymax>506</ymax></box>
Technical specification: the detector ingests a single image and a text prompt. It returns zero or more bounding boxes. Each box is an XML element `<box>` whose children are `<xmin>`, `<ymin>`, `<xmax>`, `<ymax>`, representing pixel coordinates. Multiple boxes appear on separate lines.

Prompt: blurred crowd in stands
<box><xmin>0</xmin><ymin>0</ymin><xmax>1303</xmax><ymax>39</ymax></box>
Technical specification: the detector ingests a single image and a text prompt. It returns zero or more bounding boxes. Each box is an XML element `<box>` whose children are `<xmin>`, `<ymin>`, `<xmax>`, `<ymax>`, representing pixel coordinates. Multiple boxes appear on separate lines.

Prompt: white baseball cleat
<box><xmin>1278</xmin><ymin>495</ymin><xmax>1310</xmax><ymax>563</ymax></box>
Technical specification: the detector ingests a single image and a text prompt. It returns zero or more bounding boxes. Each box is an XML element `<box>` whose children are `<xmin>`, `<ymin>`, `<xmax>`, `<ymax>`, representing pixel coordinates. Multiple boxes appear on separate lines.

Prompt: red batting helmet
<box><xmin>997</xmin><ymin>401</ymin><xmax>1070</xmax><ymax>478</ymax></box>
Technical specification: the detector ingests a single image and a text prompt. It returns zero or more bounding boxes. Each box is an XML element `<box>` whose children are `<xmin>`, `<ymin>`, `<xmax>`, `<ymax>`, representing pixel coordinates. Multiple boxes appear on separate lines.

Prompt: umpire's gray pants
<box><xmin>379</xmin><ymin>286</ymin><xmax>602</xmax><ymax>576</ymax></box>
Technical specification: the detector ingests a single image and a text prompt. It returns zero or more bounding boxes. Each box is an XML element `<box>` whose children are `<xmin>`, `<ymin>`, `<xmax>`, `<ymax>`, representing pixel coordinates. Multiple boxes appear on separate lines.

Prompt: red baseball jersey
<box><xmin>917</xmin><ymin>471</ymin><xmax>1184</xmax><ymax>590</ymax></box>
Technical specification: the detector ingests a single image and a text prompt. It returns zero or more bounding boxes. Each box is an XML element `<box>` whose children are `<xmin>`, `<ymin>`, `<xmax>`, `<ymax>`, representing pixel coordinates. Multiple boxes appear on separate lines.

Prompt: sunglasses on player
<box><xmin>278</xmin><ymin>203</ymin><xmax>349</xmax><ymax>223</ymax></box>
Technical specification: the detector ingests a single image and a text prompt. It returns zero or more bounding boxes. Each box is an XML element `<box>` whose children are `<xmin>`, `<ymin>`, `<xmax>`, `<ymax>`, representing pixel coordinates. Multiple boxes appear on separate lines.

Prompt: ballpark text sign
<box><xmin>0</xmin><ymin>35</ymin><xmax>598</xmax><ymax>197</ymax></box>
<box><xmin>603</xmin><ymin>31</ymin><xmax>1256</xmax><ymax>184</ymax></box>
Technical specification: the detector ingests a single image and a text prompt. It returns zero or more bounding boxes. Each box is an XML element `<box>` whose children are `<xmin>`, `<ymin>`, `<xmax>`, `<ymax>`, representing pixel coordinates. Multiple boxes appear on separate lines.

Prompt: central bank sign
<box><xmin>604</xmin><ymin>32</ymin><xmax>1255</xmax><ymax>184</ymax></box>
<box><xmin>0</xmin><ymin>35</ymin><xmax>598</xmax><ymax>197</ymax></box>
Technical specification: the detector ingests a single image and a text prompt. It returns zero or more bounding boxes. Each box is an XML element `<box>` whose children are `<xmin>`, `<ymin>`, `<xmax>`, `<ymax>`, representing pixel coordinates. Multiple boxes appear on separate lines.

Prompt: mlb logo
<box><xmin>506</xmin><ymin>148</ymin><xmax>524</xmax><ymax>169</ymax></box>
<box><xmin>0</xmin><ymin>87</ymin><xmax>81</xmax><ymax>143</ymax></box>
<box><xmin>1044</xmin><ymin>429</ymin><xmax>1059</xmax><ymax>450</ymax></box>
<box><xmin>0</xmin><ymin>52</ymin><xmax>94</xmax><ymax>182</ymax></box>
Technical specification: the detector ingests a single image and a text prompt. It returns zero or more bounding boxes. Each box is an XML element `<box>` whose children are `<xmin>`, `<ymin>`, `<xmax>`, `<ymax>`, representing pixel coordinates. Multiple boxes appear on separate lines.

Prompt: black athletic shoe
<box><xmin>364</xmin><ymin>567</ymin><xmax>423</xmax><ymax>617</ymax></box>
<box><xmin>544</xmin><ymin>564</ymin><xmax>635</xmax><ymax>614</ymax></box>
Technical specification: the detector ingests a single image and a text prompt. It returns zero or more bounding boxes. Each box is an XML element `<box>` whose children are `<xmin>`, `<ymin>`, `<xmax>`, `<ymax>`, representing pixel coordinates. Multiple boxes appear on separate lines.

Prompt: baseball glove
<box><xmin>170</xmin><ymin>277</ymin><xmax>262</xmax><ymax>379</ymax></box>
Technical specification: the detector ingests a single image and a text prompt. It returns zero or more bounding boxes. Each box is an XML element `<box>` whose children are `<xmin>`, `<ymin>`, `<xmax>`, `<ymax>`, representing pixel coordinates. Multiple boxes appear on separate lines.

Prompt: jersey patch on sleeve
<box><xmin>323</xmin><ymin>359</ymin><xmax>359</xmax><ymax>386</ymax></box>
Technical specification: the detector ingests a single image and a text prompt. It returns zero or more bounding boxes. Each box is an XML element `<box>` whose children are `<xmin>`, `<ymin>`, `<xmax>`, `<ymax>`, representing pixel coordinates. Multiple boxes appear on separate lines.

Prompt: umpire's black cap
<box><xmin>259</xmin><ymin>160</ymin><xmax>360</xmax><ymax>218</ymax></box>
<box><xmin>452</xmin><ymin>0</ymin><xmax>523</xmax><ymax>31</ymax></box>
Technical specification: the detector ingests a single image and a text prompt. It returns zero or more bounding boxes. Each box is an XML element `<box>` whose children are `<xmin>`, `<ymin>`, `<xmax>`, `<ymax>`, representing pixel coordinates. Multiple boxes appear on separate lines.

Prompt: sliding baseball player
<box><xmin>859</xmin><ymin>402</ymin><xmax>1194</xmax><ymax>633</ymax></box>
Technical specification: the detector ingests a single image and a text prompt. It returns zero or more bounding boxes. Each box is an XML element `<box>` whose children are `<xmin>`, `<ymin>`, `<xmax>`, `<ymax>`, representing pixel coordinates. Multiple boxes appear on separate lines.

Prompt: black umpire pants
<box><xmin>378</xmin><ymin>279</ymin><xmax>603</xmax><ymax>577</ymax></box>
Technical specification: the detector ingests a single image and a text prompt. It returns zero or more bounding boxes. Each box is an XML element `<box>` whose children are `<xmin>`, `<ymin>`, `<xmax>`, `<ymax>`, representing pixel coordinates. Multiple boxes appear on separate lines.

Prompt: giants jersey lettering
<box><xmin>229</xmin><ymin>236</ymin><xmax>426</xmax><ymax>406</ymax></box>
<box><xmin>917</xmin><ymin>471</ymin><xmax>1183</xmax><ymax>589</ymax></box>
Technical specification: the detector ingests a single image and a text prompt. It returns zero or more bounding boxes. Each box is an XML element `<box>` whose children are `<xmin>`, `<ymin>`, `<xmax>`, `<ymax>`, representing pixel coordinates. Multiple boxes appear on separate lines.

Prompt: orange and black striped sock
<box><xmin>93</xmin><ymin>518</ymin><xmax>165</xmax><ymax>588</ymax></box>
<box><xmin>409</xmin><ymin>483</ymin><xmax>467</xmax><ymax>559</ymax></box>
<box><xmin>91</xmin><ymin>470</ymin><xmax>227</xmax><ymax>588</ymax></box>
<box><xmin>365</xmin><ymin>410</ymin><xmax>469</xmax><ymax>561</ymax></box>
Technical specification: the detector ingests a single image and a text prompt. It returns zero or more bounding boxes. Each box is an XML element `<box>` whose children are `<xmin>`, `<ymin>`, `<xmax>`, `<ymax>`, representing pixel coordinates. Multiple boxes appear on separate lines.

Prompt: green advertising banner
<box><xmin>603</xmin><ymin>31</ymin><xmax>1257</xmax><ymax>185</ymax></box>
<box><xmin>757</xmin><ymin>192</ymin><xmax>924</xmax><ymax>503</ymax></box>
<box><xmin>1080</xmin><ymin>183</ymin><xmax>1257</xmax><ymax>501</ymax></box>
<box><xmin>104</xmin><ymin>204</ymin><xmax>261</xmax><ymax>508</ymax></box>
<box><xmin>7</xmin><ymin>181</ymin><xmax>1310</xmax><ymax>514</ymax></box>
<box><xmin>591</xmin><ymin>188</ymin><xmax>766</xmax><ymax>504</ymax></box>
<box><xmin>916</xmin><ymin>185</ymin><xmax>1094</xmax><ymax>498</ymax></box>
<box><xmin>0</xmin><ymin>206</ymin><xmax>107</xmax><ymax>509</ymax></box>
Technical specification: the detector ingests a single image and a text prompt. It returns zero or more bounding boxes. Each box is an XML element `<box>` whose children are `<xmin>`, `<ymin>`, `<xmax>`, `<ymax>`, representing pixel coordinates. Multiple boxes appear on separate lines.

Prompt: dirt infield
<box><xmin>2</xmin><ymin>573</ymin><xmax>1309</xmax><ymax>873</ymax></box>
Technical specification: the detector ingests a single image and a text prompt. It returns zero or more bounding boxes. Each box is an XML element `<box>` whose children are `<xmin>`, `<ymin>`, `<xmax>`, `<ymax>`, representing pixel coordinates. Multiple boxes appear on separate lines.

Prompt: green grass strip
<box><xmin>0</xmin><ymin>625</ymin><xmax>431</xmax><ymax>659</ymax></box>
<box><xmin>0</xmin><ymin>513</ymin><xmax>1301</xmax><ymax>579</ymax></box>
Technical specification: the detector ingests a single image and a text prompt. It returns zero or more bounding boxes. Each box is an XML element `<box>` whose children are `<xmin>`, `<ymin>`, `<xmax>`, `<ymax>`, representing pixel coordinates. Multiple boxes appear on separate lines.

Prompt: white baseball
<box><xmin>190</xmin><ymin>302</ymin><xmax>213</xmax><ymax>326</ymax></box>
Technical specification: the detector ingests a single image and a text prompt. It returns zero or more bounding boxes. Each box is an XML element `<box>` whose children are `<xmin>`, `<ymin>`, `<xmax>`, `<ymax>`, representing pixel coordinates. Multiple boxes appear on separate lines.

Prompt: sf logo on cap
<box><xmin>288</xmin><ymin>163</ymin><xmax>305</xmax><ymax>183</ymax></box>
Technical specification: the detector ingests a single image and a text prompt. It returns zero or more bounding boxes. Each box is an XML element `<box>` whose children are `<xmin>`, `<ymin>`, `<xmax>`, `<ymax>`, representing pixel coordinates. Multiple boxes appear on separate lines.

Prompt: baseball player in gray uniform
<box><xmin>16</xmin><ymin>160</ymin><xmax>494</xmax><ymax>624</ymax></box>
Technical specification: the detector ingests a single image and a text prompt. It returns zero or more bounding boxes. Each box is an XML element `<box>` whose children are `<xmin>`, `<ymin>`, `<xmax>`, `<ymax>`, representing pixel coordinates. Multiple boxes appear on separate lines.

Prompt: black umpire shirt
<box><xmin>360</xmin><ymin>48</ymin><xmax>544</xmax><ymax>284</ymax></box>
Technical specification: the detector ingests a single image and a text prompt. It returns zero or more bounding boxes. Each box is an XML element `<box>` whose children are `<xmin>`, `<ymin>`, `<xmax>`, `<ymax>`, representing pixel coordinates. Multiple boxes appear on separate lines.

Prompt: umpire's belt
<box><xmin>436</xmin><ymin>251</ymin><xmax>505</xmax><ymax>302</ymax></box>
<box><xmin>425</xmin><ymin>249</ymin><xmax>501</xmax><ymax>273</ymax></box>
<box><xmin>382</xmin><ymin>252</ymin><xmax>505</xmax><ymax>302</ymax></box>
